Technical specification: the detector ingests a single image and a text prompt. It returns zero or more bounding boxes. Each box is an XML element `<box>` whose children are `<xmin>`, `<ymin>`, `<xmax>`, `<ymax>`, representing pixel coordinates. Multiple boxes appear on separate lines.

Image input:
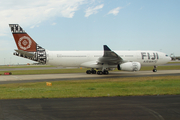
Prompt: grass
<box><xmin>0</xmin><ymin>65</ymin><xmax>54</xmax><ymax>69</ymax></box>
<box><xmin>168</xmin><ymin>61</ymin><xmax>180</xmax><ymax>64</ymax></box>
<box><xmin>0</xmin><ymin>68</ymin><xmax>87</xmax><ymax>75</ymax></box>
<box><xmin>0</xmin><ymin>76</ymin><xmax>180</xmax><ymax>99</ymax></box>
<box><xmin>140</xmin><ymin>65</ymin><xmax>180</xmax><ymax>71</ymax></box>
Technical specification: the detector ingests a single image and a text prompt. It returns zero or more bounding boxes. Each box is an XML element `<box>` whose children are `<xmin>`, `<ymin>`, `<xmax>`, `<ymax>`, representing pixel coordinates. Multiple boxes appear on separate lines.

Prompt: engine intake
<box><xmin>118</xmin><ymin>62</ymin><xmax>141</xmax><ymax>71</ymax></box>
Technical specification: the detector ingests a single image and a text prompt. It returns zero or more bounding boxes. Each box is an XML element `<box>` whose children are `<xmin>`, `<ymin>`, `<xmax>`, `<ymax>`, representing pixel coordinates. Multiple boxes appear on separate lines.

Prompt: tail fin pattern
<box><xmin>9</xmin><ymin>24</ymin><xmax>47</xmax><ymax>64</ymax></box>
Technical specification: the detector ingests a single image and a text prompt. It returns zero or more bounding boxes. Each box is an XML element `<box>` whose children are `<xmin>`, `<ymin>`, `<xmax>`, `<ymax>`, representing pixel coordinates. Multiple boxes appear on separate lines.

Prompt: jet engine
<box><xmin>117</xmin><ymin>62</ymin><xmax>141</xmax><ymax>71</ymax></box>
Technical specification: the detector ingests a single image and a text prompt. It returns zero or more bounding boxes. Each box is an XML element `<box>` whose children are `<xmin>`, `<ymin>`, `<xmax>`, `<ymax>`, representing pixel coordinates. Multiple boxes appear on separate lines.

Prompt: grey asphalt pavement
<box><xmin>0</xmin><ymin>95</ymin><xmax>179</xmax><ymax>120</ymax></box>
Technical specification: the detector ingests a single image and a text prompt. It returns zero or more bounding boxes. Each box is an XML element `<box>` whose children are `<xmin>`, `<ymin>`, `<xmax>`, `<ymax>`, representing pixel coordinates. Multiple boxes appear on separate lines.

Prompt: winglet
<box><xmin>104</xmin><ymin>45</ymin><xmax>111</xmax><ymax>51</ymax></box>
<box><xmin>99</xmin><ymin>45</ymin><xmax>123</xmax><ymax>65</ymax></box>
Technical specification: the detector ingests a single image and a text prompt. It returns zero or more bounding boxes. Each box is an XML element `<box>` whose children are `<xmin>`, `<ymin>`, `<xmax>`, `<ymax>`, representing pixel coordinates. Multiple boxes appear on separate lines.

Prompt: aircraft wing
<box><xmin>98</xmin><ymin>45</ymin><xmax>123</xmax><ymax>65</ymax></box>
<box><xmin>14</xmin><ymin>49</ymin><xmax>35</xmax><ymax>58</ymax></box>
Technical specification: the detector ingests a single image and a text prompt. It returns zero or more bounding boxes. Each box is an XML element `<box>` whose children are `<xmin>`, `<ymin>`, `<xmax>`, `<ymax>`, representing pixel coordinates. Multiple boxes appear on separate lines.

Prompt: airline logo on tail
<box><xmin>18</xmin><ymin>36</ymin><xmax>32</xmax><ymax>50</ymax></box>
<box><xmin>9</xmin><ymin>24</ymin><xmax>37</xmax><ymax>52</ymax></box>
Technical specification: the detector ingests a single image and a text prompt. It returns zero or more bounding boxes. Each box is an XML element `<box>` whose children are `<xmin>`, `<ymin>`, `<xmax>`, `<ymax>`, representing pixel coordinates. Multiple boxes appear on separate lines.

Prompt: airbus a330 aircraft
<box><xmin>9</xmin><ymin>24</ymin><xmax>171</xmax><ymax>75</ymax></box>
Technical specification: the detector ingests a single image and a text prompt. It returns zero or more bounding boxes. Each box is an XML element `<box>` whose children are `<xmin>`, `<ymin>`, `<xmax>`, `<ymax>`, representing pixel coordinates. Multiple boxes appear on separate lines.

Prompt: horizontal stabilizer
<box><xmin>15</xmin><ymin>49</ymin><xmax>35</xmax><ymax>58</ymax></box>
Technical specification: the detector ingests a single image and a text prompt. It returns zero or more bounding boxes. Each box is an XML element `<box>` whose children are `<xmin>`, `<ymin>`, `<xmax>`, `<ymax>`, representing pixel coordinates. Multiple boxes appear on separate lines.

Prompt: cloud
<box><xmin>52</xmin><ymin>23</ymin><xmax>57</xmax><ymax>25</ymax></box>
<box><xmin>127</xmin><ymin>3</ymin><xmax>131</xmax><ymax>6</ymax></box>
<box><xmin>0</xmin><ymin>0</ymin><xmax>86</xmax><ymax>36</ymax></box>
<box><xmin>139</xmin><ymin>7</ymin><xmax>143</xmax><ymax>10</ymax></box>
<box><xmin>85</xmin><ymin>4</ymin><xmax>104</xmax><ymax>17</ymax></box>
<box><xmin>108</xmin><ymin>7</ymin><xmax>122</xmax><ymax>16</ymax></box>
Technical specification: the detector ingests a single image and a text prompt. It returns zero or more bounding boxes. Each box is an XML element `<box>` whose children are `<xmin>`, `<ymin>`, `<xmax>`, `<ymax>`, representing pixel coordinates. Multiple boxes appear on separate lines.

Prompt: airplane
<box><xmin>9</xmin><ymin>24</ymin><xmax>171</xmax><ymax>75</ymax></box>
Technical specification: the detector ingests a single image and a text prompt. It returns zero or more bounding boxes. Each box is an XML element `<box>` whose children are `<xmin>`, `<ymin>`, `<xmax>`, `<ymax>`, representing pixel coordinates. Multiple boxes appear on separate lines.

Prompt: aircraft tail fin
<box><xmin>9</xmin><ymin>24</ymin><xmax>47</xmax><ymax>64</ymax></box>
<box><xmin>9</xmin><ymin>24</ymin><xmax>38</xmax><ymax>52</ymax></box>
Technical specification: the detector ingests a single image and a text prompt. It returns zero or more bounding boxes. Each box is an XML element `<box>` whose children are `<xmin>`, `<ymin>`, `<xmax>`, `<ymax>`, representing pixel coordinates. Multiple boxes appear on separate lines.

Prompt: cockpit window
<box><xmin>166</xmin><ymin>55</ymin><xmax>168</xmax><ymax>57</ymax></box>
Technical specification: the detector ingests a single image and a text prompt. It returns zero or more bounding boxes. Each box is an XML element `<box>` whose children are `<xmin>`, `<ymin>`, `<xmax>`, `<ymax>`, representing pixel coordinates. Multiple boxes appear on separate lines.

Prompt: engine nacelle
<box><xmin>118</xmin><ymin>62</ymin><xmax>141</xmax><ymax>71</ymax></box>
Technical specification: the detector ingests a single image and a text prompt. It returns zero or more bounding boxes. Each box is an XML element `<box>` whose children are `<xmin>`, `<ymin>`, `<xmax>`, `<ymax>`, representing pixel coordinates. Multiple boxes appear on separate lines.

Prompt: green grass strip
<box><xmin>0</xmin><ymin>76</ymin><xmax>180</xmax><ymax>99</ymax></box>
<box><xmin>140</xmin><ymin>66</ymin><xmax>180</xmax><ymax>71</ymax></box>
<box><xmin>0</xmin><ymin>65</ymin><xmax>54</xmax><ymax>69</ymax></box>
<box><xmin>0</xmin><ymin>68</ymin><xmax>87</xmax><ymax>75</ymax></box>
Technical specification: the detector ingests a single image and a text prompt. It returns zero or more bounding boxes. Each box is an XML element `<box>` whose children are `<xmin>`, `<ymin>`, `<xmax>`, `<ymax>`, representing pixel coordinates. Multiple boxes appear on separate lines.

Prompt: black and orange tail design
<box><xmin>9</xmin><ymin>24</ymin><xmax>47</xmax><ymax>64</ymax></box>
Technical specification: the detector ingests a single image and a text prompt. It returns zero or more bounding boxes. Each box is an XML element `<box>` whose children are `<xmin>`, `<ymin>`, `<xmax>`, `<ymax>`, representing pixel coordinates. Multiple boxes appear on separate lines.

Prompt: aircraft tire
<box><xmin>103</xmin><ymin>70</ymin><xmax>109</xmax><ymax>75</ymax></box>
<box><xmin>97</xmin><ymin>71</ymin><xmax>103</xmax><ymax>75</ymax></box>
<box><xmin>91</xmin><ymin>70</ymin><xmax>96</xmax><ymax>74</ymax></box>
<box><xmin>153</xmin><ymin>69</ymin><xmax>157</xmax><ymax>72</ymax></box>
<box><xmin>86</xmin><ymin>70</ymin><xmax>91</xmax><ymax>74</ymax></box>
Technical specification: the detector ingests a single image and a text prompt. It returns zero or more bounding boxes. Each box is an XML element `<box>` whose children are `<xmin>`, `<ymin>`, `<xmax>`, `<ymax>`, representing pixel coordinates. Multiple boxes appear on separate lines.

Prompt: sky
<box><xmin>0</xmin><ymin>0</ymin><xmax>180</xmax><ymax>65</ymax></box>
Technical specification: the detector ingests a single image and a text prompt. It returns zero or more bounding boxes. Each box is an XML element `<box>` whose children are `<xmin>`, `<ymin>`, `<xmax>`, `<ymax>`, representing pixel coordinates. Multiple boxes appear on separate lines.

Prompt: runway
<box><xmin>0</xmin><ymin>70</ymin><xmax>180</xmax><ymax>84</ymax></box>
<box><xmin>0</xmin><ymin>95</ymin><xmax>180</xmax><ymax>120</ymax></box>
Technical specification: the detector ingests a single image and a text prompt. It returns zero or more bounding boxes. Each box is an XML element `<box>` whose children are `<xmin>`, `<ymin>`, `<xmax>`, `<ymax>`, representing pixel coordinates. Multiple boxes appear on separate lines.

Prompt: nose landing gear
<box><xmin>153</xmin><ymin>66</ymin><xmax>157</xmax><ymax>72</ymax></box>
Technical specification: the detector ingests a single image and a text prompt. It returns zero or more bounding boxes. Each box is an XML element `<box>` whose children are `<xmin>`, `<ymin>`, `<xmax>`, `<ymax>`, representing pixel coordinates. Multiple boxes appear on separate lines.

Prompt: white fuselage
<box><xmin>46</xmin><ymin>50</ymin><xmax>171</xmax><ymax>68</ymax></box>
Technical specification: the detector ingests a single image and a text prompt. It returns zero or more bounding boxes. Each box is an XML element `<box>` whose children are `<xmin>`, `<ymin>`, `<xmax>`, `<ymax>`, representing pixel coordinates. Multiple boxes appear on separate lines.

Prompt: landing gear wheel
<box><xmin>97</xmin><ymin>71</ymin><xmax>103</xmax><ymax>75</ymax></box>
<box><xmin>86</xmin><ymin>70</ymin><xmax>91</xmax><ymax>74</ymax></box>
<box><xmin>91</xmin><ymin>70</ymin><xmax>96</xmax><ymax>74</ymax></box>
<box><xmin>153</xmin><ymin>69</ymin><xmax>157</xmax><ymax>72</ymax></box>
<box><xmin>103</xmin><ymin>70</ymin><xmax>109</xmax><ymax>75</ymax></box>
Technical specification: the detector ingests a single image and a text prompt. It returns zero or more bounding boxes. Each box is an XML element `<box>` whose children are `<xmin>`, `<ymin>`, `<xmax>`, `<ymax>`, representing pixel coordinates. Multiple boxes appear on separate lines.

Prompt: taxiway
<box><xmin>0</xmin><ymin>95</ymin><xmax>180</xmax><ymax>120</ymax></box>
<box><xmin>0</xmin><ymin>70</ymin><xmax>180</xmax><ymax>84</ymax></box>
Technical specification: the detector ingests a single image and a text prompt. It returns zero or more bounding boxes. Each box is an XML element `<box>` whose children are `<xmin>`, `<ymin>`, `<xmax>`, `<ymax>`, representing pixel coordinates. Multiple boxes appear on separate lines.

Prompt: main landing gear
<box><xmin>86</xmin><ymin>70</ymin><xmax>96</xmax><ymax>74</ymax></box>
<box><xmin>153</xmin><ymin>66</ymin><xmax>157</xmax><ymax>72</ymax></box>
<box><xmin>86</xmin><ymin>70</ymin><xmax>109</xmax><ymax>75</ymax></box>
